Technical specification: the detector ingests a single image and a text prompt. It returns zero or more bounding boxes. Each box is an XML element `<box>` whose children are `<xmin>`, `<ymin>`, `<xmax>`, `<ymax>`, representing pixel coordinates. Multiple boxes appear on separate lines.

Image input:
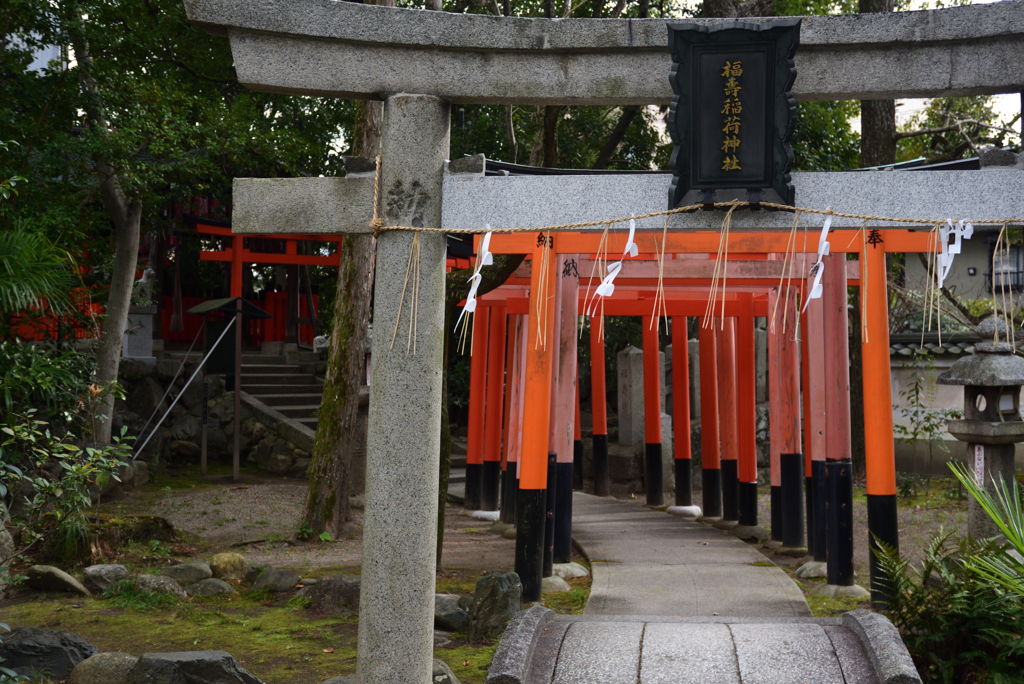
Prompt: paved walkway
<box><xmin>572</xmin><ymin>493</ymin><xmax>811</xmax><ymax>618</ymax></box>
<box><xmin>482</xmin><ymin>494</ymin><xmax>918</xmax><ymax>683</ymax></box>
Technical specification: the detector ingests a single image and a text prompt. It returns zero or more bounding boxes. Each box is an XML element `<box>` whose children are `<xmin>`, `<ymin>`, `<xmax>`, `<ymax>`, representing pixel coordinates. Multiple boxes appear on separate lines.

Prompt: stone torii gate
<box><xmin>185</xmin><ymin>2</ymin><xmax>1024</xmax><ymax>682</ymax></box>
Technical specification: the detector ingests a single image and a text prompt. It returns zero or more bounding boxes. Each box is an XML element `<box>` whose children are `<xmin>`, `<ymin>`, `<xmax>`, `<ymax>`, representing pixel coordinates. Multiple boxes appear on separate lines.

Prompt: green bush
<box><xmin>877</xmin><ymin>530</ymin><xmax>1024</xmax><ymax>682</ymax></box>
<box><xmin>0</xmin><ymin>340</ymin><xmax>93</xmax><ymax>423</ymax></box>
<box><xmin>103</xmin><ymin>578</ymin><xmax>180</xmax><ymax>611</ymax></box>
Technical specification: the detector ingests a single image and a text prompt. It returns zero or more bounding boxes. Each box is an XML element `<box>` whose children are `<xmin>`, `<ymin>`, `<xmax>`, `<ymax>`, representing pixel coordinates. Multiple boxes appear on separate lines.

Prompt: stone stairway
<box><xmin>241</xmin><ymin>353</ymin><xmax>323</xmax><ymax>430</ymax></box>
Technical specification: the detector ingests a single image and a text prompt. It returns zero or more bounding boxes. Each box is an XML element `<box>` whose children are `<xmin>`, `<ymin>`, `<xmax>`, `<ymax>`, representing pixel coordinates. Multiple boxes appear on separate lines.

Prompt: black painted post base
<box><xmin>738</xmin><ymin>481</ymin><xmax>758</xmax><ymax>526</ymax></box>
<box><xmin>770</xmin><ymin>485</ymin><xmax>783</xmax><ymax>542</ymax></box>
<box><xmin>481</xmin><ymin>460</ymin><xmax>501</xmax><ymax>512</ymax></box>
<box><xmin>675</xmin><ymin>459</ymin><xmax>693</xmax><ymax>507</ymax></box>
<box><xmin>811</xmin><ymin>461</ymin><xmax>827</xmax><ymax>563</ymax></box>
<box><xmin>645</xmin><ymin>443</ymin><xmax>664</xmax><ymax>506</ymax></box>
<box><xmin>514</xmin><ymin>489</ymin><xmax>546</xmax><ymax>603</ymax></box>
<box><xmin>781</xmin><ymin>453</ymin><xmax>806</xmax><ymax>549</ymax></box>
<box><xmin>805</xmin><ymin>476</ymin><xmax>815</xmax><ymax>556</ymax></box>
<box><xmin>716</xmin><ymin>460</ymin><xmax>739</xmax><ymax>527</ymax></box>
<box><xmin>573</xmin><ymin>440</ymin><xmax>583</xmax><ymax>490</ymax></box>
<box><xmin>553</xmin><ymin>462</ymin><xmax>574</xmax><ymax>563</ymax></box>
<box><xmin>868</xmin><ymin>493</ymin><xmax>899</xmax><ymax>608</ymax></box>
<box><xmin>500</xmin><ymin>469</ymin><xmax>518</xmax><ymax>525</ymax></box>
<box><xmin>465</xmin><ymin>463</ymin><xmax>483</xmax><ymax>511</ymax></box>
<box><xmin>825</xmin><ymin>458</ymin><xmax>855</xmax><ymax>586</ymax></box>
<box><xmin>543</xmin><ymin>453</ymin><xmax>556</xmax><ymax>578</ymax></box>
<box><xmin>593</xmin><ymin>434</ymin><xmax>609</xmax><ymax>497</ymax></box>
<box><xmin>700</xmin><ymin>468</ymin><xmax>722</xmax><ymax>520</ymax></box>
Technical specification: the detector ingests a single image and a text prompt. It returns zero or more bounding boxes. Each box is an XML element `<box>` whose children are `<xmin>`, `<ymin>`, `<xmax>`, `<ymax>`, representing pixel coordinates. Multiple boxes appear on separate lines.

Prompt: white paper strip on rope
<box><xmin>938</xmin><ymin>219</ymin><xmax>973</xmax><ymax>289</ymax></box>
<box><xmin>801</xmin><ymin>212</ymin><xmax>832</xmax><ymax>314</ymax></box>
<box><xmin>586</xmin><ymin>219</ymin><xmax>638</xmax><ymax>316</ymax></box>
<box><xmin>454</xmin><ymin>227</ymin><xmax>493</xmax><ymax>331</ymax></box>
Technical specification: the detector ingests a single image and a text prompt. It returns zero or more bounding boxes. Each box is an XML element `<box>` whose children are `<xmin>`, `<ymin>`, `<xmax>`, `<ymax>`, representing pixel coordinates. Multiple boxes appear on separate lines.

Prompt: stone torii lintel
<box><xmin>231</xmin><ymin>166</ymin><xmax>1024</xmax><ymax>237</ymax></box>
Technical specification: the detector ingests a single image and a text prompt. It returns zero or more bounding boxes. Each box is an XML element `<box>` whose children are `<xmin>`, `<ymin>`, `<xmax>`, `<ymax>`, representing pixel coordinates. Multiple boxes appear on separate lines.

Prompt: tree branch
<box><xmin>592</xmin><ymin>105</ymin><xmax>639</xmax><ymax>169</ymax></box>
<box><xmin>446</xmin><ymin>253</ymin><xmax>527</xmax><ymax>304</ymax></box>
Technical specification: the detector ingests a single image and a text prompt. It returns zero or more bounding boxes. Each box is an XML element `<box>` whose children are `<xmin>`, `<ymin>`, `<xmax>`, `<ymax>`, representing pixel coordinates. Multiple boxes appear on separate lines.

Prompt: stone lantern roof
<box><xmin>938</xmin><ymin>317</ymin><xmax>1024</xmax><ymax>387</ymax></box>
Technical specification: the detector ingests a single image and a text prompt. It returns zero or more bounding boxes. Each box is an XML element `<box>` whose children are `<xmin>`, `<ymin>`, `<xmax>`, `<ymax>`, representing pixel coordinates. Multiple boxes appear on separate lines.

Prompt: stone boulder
<box><xmin>135</xmin><ymin>574</ymin><xmax>186</xmax><ymax>600</ymax></box>
<box><xmin>26</xmin><ymin>565</ymin><xmax>91</xmax><ymax>596</ymax></box>
<box><xmin>170</xmin><ymin>415</ymin><xmax>201</xmax><ymax>442</ymax></box>
<box><xmin>126</xmin><ymin>651</ymin><xmax>263</xmax><ymax>684</ymax></box>
<box><xmin>186</xmin><ymin>579</ymin><xmax>238</xmax><ymax>596</ymax></box>
<box><xmin>0</xmin><ymin>627</ymin><xmax>97</xmax><ymax>680</ymax></box>
<box><xmin>434</xmin><ymin>594</ymin><xmax>471</xmax><ymax>633</ymax></box>
<box><xmin>0</xmin><ymin>527</ymin><xmax>14</xmax><ymax>586</ymax></box>
<box><xmin>162</xmin><ymin>561</ymin><xmax>212</xmax><ymax>586</ymax></box>
<box><xmin>169</xmin><ymin>440</ymin><xmax>200</xmax><ymax>460</ymax></box>
<box><xmin>432</xmin><ymin>659</ymin><xmax>461</xmax><ymax>684</ymax></box>
<box><xmin>264</xmin><ymin>452</ymin><xmax>294</xmax><ymax>476</ymax></box>
<box><xmin>252</xmin><ymin>569</ymin><xmax>300</xmax><ymax>593</ymax></box>
<box><xmin>301</xmin><ymin>575</ymin><xmax>360</xmax><ymax>614</ymax></box>
<box><xmin>468</xmin><ymin>571</ymin><xmax>522</xmax><ymax>642</ymax></box>
<box><xmin>245</xmin><ymin>562</ymin><xmax>272</xmax><ymax>584</ymax></box>
<box><xmin>82</xmin><ymin>564</ymin><xmax>128</xmax><ymax>594</ymax></box>
<box><xmin>133</xmin><ymin>460</ymin><xmax>150</xmax><ymax>487</ymax></box>
<box><xmin>71</xmin><ymin>652</ymin><xmax>139</xmax><ymax>684</ymax></box>
<box><xmin>128</xmin><ymin>378</ymin><xmax>168</xmax><ymax>422</ymax></box>
<box><xmin>210</xmin><ymin>553</ymin><xmax>248</xmax><ymax>581</ymax></box>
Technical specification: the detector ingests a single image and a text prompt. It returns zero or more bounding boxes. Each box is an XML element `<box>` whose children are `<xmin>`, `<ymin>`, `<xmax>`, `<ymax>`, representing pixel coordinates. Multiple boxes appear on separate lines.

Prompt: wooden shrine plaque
<box><xmin>667</xmin><ymin>19</ymin><xmax>800</xmax><ymax>209</ymax></box>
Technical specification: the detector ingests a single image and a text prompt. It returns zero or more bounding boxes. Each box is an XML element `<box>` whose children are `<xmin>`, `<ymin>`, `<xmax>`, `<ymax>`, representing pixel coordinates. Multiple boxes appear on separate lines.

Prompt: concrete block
<box><xmin>552</xmin><ymin>622</ymin><xmax>642</xmax><ymax>684</ymax></box>
<box><xmin>485</xmin><ymin>605</ymin><xmax>552</xmax><ymax>684</ymax></box>
<box><xmin>730</xmin><ymin>623</ymin><xmax>845</xmax><ymax>684</ymax></box>
<box><xmin>639</xmin><ymin>622</ymin><xmax>739</xmax><ymax>684</ymax></box>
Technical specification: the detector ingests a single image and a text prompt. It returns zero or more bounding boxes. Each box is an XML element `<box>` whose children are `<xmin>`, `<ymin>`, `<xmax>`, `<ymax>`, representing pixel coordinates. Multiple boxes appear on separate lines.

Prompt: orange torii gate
<box><xmin>460</xmin><ymin>227</ymin><xmax>933</xmax><ymax>600</ymax></box>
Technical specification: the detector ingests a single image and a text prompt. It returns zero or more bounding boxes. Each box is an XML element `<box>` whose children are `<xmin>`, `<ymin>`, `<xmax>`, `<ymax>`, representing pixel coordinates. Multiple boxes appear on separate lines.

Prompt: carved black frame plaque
<box><xmin>667</xmin><ymin>19</ymin><xmax>800</xmax><ymax>209</ymax></box>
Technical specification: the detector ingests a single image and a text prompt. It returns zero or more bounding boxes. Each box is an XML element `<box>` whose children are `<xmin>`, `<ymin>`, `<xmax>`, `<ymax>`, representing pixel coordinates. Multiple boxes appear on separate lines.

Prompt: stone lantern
<box><xmin>938</xmin><ymin>317</ymin><xmax>1024</xmax><ymax>539</ymax></box>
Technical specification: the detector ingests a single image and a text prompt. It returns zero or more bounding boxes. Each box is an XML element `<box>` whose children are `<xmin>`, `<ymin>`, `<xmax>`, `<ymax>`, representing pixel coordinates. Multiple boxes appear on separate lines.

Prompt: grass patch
<box><xmin>747</xmin><ymin>562</ymin><xmax>775</xmax><ymax>567</ymax></box>
<box><xmin>542</xmin><ymin>586</ymin><xmax>589</xmax><ymax>614</ymax></box>
<box><xmin>436</xmin><ymin>642</ymin><xmax>497</xmax><ymax>683</ymax></box>
<box><xmin>103</xmin><ymin>579</ymin><xmax>180</xmax><ymax>611</ymax></box>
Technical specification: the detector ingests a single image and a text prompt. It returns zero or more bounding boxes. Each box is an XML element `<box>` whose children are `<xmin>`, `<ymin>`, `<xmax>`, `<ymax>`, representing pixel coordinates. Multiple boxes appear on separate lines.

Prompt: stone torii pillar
<box><xmin>360</xmin><ymin>94</ymin><xmax>450</xmax><ymax>684</ymax></box>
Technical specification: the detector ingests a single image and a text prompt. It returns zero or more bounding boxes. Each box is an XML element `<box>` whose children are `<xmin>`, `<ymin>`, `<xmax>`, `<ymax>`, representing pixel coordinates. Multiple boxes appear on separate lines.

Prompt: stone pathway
<box><xmin>572</xmin><ymin>493</ymin><xmax>811</xmax><ymax>618</ymax></box>
<box><xmin>482</xmin><ymin>493</ymin><xmax>921</xmax><ymax>683</ymax></box>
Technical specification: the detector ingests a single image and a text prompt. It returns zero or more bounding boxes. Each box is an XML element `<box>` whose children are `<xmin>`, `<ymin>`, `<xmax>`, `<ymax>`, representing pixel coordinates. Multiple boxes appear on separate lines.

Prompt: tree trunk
<box><xmin>302</xmin><ymin>232</ymin><xmax>375</xmax><ymax>536</ymax></box>
<box><xmin>68</xmin><ymin>18</ymin><xmax>142</xmax><ymax>445</ymax></box>
<box><xmin>593</xmin><ymin>106</ymin><xmax>640</xmax><ymax>169</ymax></box>
<box><xmin>859</xmin><ymin>0</ymin><xmax>895</xmax><ymax>168</ymax></box>
<box><xmin>542</xmin><ymin>106</ymin><xmax>563</xmax><ymax>168</ymax></box>
<box><xmin>302</xmin><ymin>0</ymin><xmax>391</xmax><ymax>536</ymax></box>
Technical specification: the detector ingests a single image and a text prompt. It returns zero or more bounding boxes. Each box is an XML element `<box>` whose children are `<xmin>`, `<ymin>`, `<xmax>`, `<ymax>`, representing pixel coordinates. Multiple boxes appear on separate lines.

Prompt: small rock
<box><xmin>0</xmin><ymin>627</ymin><xmax>97</xmax><ymax>680</ymax></box>
<box><xmin>290</xmin><ymin>457</ymin><xmax>311</xmax><ymax>478</ymax></box>
<box><xmin>469</xmin><ymin>571</ymin><xmax>522</xmax><ymax>642</ymax></box>
<box><xmin>501</xmin><ymin>527</ymin><xmax>516</xmax><ymax>540</ymax></box>
<box><xmin>298</xmin><ymin>578</ymin><xmax>317</xmax><ymax>586</ymax></box>
<box><xmin>434</xmin><ymin>630</ymin><xmax>453</xmax><ymax>648</ymax></box>
<box><xmin>26</xmin><ymin>565</ymin><xmax>91</xmax><ymax>596</ymax></box>
<box><xmin>253</xmin><ymin>569</ymin><xmax>300</xmax><ymax>593</ymax></box>
<box><xmin>433</xmin><ymin>658</ymin><xmax>461</xmax><ymax>684</ymax></box>
<box><xmin>82</xmin><ymin>564</ymin><xmax>128</xmax><ymax>594</ymax></box>
<box><xmin>71</xmin><ymin>652</ymin><xmax>139</xmax><ymax>684</ymax></box>
<box><xmin>796</xmin><ymin>560</ymin><xmax>828</xmax><ymax>579</ymax></box>
<box><xmin>434</xmin><ymin>594</ymin><xmax>471</xmax><ymax>633</ymax></box>
<box><xmin>304</xmin><ymin>574</ymin><xmax>361</xmax><ymax>614</ymax></box>
<box><xmin>126</xmin><ymin>650</ymin><xmax>262</xmax><ymax>684</ymax></box>
<box><xmin>457</xmin><ymin>596</ymin><xmax>474</xmax><ymax>612</ymax></box>
<box><xmin>263</xmin><ymin>452</ymin><xmax>294</xmax><ymax>476</ymax></box>
<box><xmin>210</xmin><ymin>552</ymin><xmax>249</xmax><ymax>581</ymax></box>
<box><xmin>541</xmin><ymin>576</ymin><xmax>571</xmax><ymax>593</ymax></box>
<box><xmin>135</xmin><ymin>574</ymin><xmax>186</xmax><ymax>599</ymax></box>
<box><xmin>551</xmin><ymin>562</ymin><xmax>589</xmax><ymax>579</ymax></box>
<box><xmin>161</xmin><ymin>561</ymin><xmax>212</xmax><ymax>586</ymax></box>
<box><xmin>169</xmin><ymin>440</ymin><xmax>200</xmax><ymax>460</ymax></box>
<box><xmin>133</xmin><ymin>460</ymin><xmax>150</xmax><ymax>487</ymax></box>
<box><xmin>186</xmin><ymin>578</ymin><xmax>238</xmax><ymax>596</ymax></box>
<box><xmin>245</xmin><ymin>562</ymin><xmax>272</xmax><ymax>584</ymax></box>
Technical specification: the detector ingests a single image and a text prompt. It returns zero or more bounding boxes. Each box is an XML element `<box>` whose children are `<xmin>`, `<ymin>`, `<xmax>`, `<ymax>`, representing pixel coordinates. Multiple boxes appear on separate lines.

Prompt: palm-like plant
<box><xmin>949</xmin><ymin>461</ymin><xmax>1024</xmax><ymax>598</ymax></box>
<box><xmin>0</xmin><ymin>225</ymin><xmax>76</xmax><ymax>318</ymax></box>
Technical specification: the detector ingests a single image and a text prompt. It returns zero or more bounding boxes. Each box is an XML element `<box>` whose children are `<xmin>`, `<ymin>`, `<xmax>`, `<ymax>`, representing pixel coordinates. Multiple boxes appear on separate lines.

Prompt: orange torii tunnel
<box><xmin>458</xmin><ymin>227</ymin><xmax>934</xmax><ymax>603</ymax></box>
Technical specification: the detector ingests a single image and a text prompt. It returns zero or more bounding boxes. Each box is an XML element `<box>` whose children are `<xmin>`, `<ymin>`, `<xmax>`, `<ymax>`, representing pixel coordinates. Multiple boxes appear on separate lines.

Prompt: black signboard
<box><xmin>667</xmin><ymin>19</ymin><xmax>800</xmax><ymax>209</ymax></box>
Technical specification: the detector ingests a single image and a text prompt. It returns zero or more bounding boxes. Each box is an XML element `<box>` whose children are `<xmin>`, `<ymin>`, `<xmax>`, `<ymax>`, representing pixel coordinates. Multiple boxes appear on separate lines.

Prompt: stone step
<box><xmin>246</xmin><ymin>380</ymin><xmax>323</xmax><ymax>393</ymax></box>
<box><xmin>275</xmin><ymin>405</ymin><xmax>321</xmax><ymax>419</ymax></box>
<box><xmin>241</xmin><ymin>363</ymin><xmax>307</xmax><ymax>374</ymax></box>
<box><xmin>296</xmin><ymin>417</ymin><xmax>318</xmax><ymax>429</ymax></box>
<box><xmin>243</xmin><ymin>373</ymin><xmax>321</xmax><ymax>386</ymax></box>
<box><xmin>247</xmin><ymin>393</ymin><xmax>324</xmax><ymax>407</ymax></box>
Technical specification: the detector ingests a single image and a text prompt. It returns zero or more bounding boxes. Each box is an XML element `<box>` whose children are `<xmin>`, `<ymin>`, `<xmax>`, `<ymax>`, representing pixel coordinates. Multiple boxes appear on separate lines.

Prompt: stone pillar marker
<box><xmin>357</xmin><ymin>94</ymin><xmax>449</xmax><ymax>684</ymax></box>
<box><xmin>617</xmin><ymin>346</ymin><xmax>644</xmax><ymax>446</ymax></box>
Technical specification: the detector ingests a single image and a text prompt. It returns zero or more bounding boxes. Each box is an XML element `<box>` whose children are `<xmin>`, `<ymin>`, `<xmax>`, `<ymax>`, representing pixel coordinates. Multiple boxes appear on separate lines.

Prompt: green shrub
<box><xmin>103</xmin><ymin>578</ymin><xmax>179</xmax><ymax>611</ymax></box>
<box><xmin>877</xmin><ymin>531</ymin><xmax>1024</xmax><ymax>682</ymax></box>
